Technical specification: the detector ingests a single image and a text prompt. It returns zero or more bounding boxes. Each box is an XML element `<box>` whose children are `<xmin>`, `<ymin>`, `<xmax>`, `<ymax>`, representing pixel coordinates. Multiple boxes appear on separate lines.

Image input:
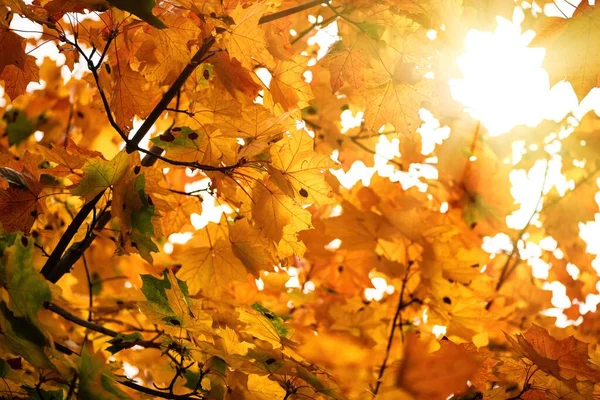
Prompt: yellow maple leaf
<box><xmin>251</xmin><ymin>178</ymin><xmax>313</xmax><ymax>243</ymax></box>
<box><xmin>110</xmin><ymin>65</ymin><xmax>156</xmax><ymax>131</ymax></box>
<box><xmin>269</xmin><ymin>56</ymin><xmax>314</xmax><ymax>111</ymax></box>
<box><xmin>270</xmin><ymin>128</ymin><xmax>338</xmax><ymax>204</ymax></box>
<box><xmin>177</xmin><ymin>232</ymin><xmax>248</xmax><ymax>297</ymax></box>
<box><xmin>246</xmin><ymin>374</ymin><xmax>286</xmax><ymax>400</ymax></box>
<box><xmin>224</xmin><ymin>2</ymin><xmax>273</xmax><ymax>69</ymax></box>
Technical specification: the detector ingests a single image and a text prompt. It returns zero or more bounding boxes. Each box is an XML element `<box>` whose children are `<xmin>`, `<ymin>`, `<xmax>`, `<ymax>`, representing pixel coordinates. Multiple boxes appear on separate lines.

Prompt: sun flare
<box><xmin>450</xmin><ymin>7</ymin><xmax>577</xmax><ymax>136</ymax></box>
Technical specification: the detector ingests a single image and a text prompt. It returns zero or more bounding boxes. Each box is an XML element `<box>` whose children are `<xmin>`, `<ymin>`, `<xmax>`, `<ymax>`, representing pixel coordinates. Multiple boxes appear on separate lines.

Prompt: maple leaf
<box><xmin>0</xmin><ymin>56</ymin><xmax>39</xmax><ymax>101</ymax></box>
<box><xmin>246</xmin><ymin>374</ymin><xmax>286</xmax><ymax>400</ymax></box>
<box><xmin>532</xmin><ymin>3</ymin><xmax>600</xmax><ymax>98</ymax></box>
<box><xmin>0</xmin><ymin>302</ymin><xmax>54</xmax><ymax>371</ymax></box>
<box><xmin>396</xmin><ymin>335</ymin><xmax>480</xmax><ymax>400</ymax></box>
<box><xmin>77</xmin><ymin>348</ymin><xmax>132</xmax><ymax>399</ymax></box>
<box><xmin>0</xmin><ymin>235</ymin><xmax>51</xmax><ymax>319</ymax></box>
<box><xmin>0</xmin><ymin>8</ymin><xmax>39</xmax><ymax>100</ymax></box>
<box><xmin>151</xmin><ymin>126</ymin><xmax>209</xmax><ymax>163</ymax></box>
<box><xmin>321</xmin><ymin>41</ymin><xmax>369</xmax><ymax>92</ymax></box>
<box><xmin>542</xmin><ymin>169</ymin><xmax>598</xmax><ymax>269</ymax></box>
<box><xmin>238</xmin><ymin>304</ymin><xmax>291</xmax><ymax>349</ymax></box>
<box><xmin>224</xmin><ymin>2</ymin><xmax>273</xmax><ymax>70</ymax></box>
<box><xmin>136</xmin><ymin>10</ymin><xmax>201</xmax><ymax>82</ymax></box>
<box><xmin>138</xmin><ymin>270</ymin><xmax>213</xmax><ymax>333</ymax></box>
<box><xmin>159</xmin><ymin>192</ymin><xmax>201</xmax><ymax>236</ymax></box>
<box><xmin>37</xmin><ymin>140</ymin><xmax>103</xmax><ymax>178</ymax></box>
<box><xmin>113</xmin><ymin>171</ymin><xmax>161</xmax><ymax>261</ymax></box>
<box><xmin>0</xmin><ymin>167</ymin><xmax>43</xmax><ymax>233</ymax></box>
<box><xmin>176</xmin><ymin>225</ymin><xmax>248</xmax><ymax>297</ymax></box>
<box><xmin>251</xmin><ymin>178</ymin><xmax>313</xmax><ymax>243</ymax></box>
<box><xmin>230</xmin><ymin>218</ymin><xmax>277</xmax><ymax>276</ymax></box>
<box><xmin>362</xmin><ymin>65</ymin><xmax>431</xmax><ymax>133</ymax></box>
<box><xmin>506</xmin><ymin>324</ymin><xmax>600</xmax><ymax>383</ymax></box>
<box><xmin>71</xmin><ymin>151</ymin><xmax>129</xmax><ymax>201</ymax></box>
<box><xmin>210</xmin><ymin>52</ymin><xmax>262</xmax><ymax>98</ymax></box>
<box><xmin>270</xmin><ymin>128</ymin><xmax>338</xmax><ymax>204</ymax></box>
<box><xmin>110</xmin><ymin>65</ymin><xmax>156</xmax><ymax>131</ymax></box>
<box><xmin>269</xmin><ymin>56</ymin><xmax>314</xmax><ymax>111</ymax></box>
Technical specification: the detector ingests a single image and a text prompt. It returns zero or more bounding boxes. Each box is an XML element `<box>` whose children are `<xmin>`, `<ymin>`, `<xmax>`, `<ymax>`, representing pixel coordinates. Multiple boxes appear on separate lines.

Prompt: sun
<box><xmin>449</xmin><ymin>6</ymin><xmax>577</xmax><ymax>136</ymax></box>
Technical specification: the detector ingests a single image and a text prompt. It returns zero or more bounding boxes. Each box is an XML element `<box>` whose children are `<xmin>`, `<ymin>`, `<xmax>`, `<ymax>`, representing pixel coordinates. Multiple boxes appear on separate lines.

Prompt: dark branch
<box><xmin>44</xmin><ymin>302</ymin><xmax>168</xmax><ymax>351</ymax></box>
<box><xmin>118</xmin><ymin>379</ymin><xmax>205</xmax><ymax>400</ymax></box>
<box><xmin>40</xmin><ymin>190</ymin><xmax>106</xmax><ymax>282</ymax></box>
<box><xmin>126</xmin><ymin>36</ymin><xmax>216</xmax><ymax>153</ymax></box>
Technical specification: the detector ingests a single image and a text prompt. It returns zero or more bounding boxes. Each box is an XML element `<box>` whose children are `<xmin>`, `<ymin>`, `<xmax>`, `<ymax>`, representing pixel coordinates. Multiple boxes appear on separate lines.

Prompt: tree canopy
<box><xmin>0</xmin><ymin>0</ymin><xmax>600</xmax><ymax>399</ymax></box>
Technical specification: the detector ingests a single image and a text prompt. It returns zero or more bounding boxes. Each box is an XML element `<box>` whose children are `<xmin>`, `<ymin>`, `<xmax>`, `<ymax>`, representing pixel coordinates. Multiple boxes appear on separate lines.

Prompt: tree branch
<box><xmin>373</xmin><ymin>264</ymin><xmax>417</xmax><ymax>395</ymax></box>
<box><xmin>486</xmin><ymin>162</ymin><xmax>549</xmax><ymax>310</ymax></box>
<box><xmin>349</xmin><ymin>136</ymin><xmax>404</xmax><ymax>170</ymax></box>
<box><xmin>44</xmin><ymin>302</ymin><xmax>167</xmax><ymax>351</ymax></box>
<box><xmin>65</xmin><ymin>31</ymin><xmax>128</xmax><ymax>142</ymax></box>
<box><xmin>45</xmin><ymin>207</ymin><xmax>111</xmax><ymax>284</ymax></box>
<box><xmin>117</xmin><ymin>379</ymin><xmax>205</xmax><ymax>399</ymax></box>
<box><xmin>40</xmin><ymin>190</ymin><xmax>106</xmax><ymax>282</ymax></box>
<box><xmin>126</xmin><ymin>36</ymin><xmax>216</xmax><ymax>153</ymax></box>
<box><xmin>258</xmin><ymin>0</ymin><xmax>325</xmax><ymax>24</ymax></box>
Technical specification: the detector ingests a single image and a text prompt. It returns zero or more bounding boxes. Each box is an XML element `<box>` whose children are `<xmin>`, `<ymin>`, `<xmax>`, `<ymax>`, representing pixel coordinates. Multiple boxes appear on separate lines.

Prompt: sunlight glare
<box><xmin>450</xmin><ymin>7</ymin><xmax>576</xmax><ymax>136</ymax></box>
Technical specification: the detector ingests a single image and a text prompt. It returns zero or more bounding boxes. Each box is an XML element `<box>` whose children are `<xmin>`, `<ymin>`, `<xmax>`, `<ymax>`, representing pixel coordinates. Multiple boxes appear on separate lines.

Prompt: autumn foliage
<box><xmin>1</xmin><ymin>0</ymin><xmax>600</xmax><ymax>398</ymax></box>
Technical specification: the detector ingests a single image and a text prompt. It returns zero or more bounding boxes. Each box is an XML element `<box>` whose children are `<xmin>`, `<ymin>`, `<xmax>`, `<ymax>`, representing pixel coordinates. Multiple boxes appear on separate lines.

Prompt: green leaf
<box><xmin>105</xmin><ymin>332</ymin><xmax>143</xmax><ymax>354</ymax></box>
<box><xmin>4</xmin><ymin>109</ymin><xmax>34</xmax><ymax>146</ymax></box>
<box><xmin>0</xmin><ymin>232</ymin><xmax>17</xmax><ymax>253</ymax></box>
<box><xmin>140</xmin><ymin>270</ymin><xmax>192</xmax><ymax>326</ymax></box>
<box><xmin>205</xmin><ymin>357</ymin><xmax>228</xmax><ymax>400</ymax></box>
<box><xmin>71</xmin><ymin>151</ymin><xmax>130</xmax><ymax>201</ymax></box>
<box><xmin>0</xmin><ymin>359</ymin><xmax>10</xmax><ymax>378</ymax></box>
<box><xmin>108</xmin><ymin>0</ymin><xmax>167</xmax><ymax>29</ymax></box>
<box><xmin>0</xmin><ymin>302</ymin><xmax>53</xmax><ymax>370</ymax></box>
<box><xmin>129</xmin><ymin>174</ymin><xmax>159</xmax><ymax>260</ymax></box>
<box><xmin>183</xmin><ymin>369</ymin><xmax>201</xmax><ymax>390</ymax></box>
<box><xmin>150</xmin><ymin>127</ymin><xmax>207</xmax><ymax>164</ymax></box>
<box><xmin>25</xmin><ymin>387</ymin><xmax>64</xmax><ymax>400</ymax></box>
<box><xmin>140</xmin><ymin>272</ymin><xmax>173</xmax><ymax>314</ymax></box>
<box><xmin>296</xmin><ymin>366</ymin><xmax>341</xmax><ymax>399</ymax></box>
<box><xmin>0</xmin><ymin>234</ymin><xmax>51</xmax><ymax>318</ymax></box>
<box><xmin>251</xmin><ymin>303</ymin><xmax>289</xmax><ymax>338</ymax></box>
<box><xmin>139</xmin><ymin>270</ymin><xmax>213</xmax><ymax>333</ymax></box>
<box><xmin>78</xmin><ymin>348</ymin><xmax>132</xmax><ymax>400</ymax></box>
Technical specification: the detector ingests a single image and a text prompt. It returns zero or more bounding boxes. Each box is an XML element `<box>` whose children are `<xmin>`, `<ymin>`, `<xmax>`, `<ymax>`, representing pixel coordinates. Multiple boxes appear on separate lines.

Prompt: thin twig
<box><xmin>65</xmin><ymin>31</ymin><xmax>128</xmax><ymax>142</ymax></box>
<box><xmin>44</xmin><ymin>302</ymin><xmax>170</xmax><ymax>351</ymax></box>
<box><xmin>373</xmin><ymin>264</ymin><xmax>416</xmax><ymax>395</ymax></box>
<box><xmin>349</xmin><ymin>136</ymin><xmax>404</xmax><ymax>170</ymax></box>
<box><xmin>117</xmin><ymin>379</ymin><xmax>205</xmax><ymax>400</ymax></box>
<box><xmin>486</xmin><ymin>162</ymin><xmax>550</xmax><ymax>310</ymax></box>
<box><xmin>259</xmin><ymin>0</ymin><xmax>325</xmax><ymax>24</ymax></box>
<box><xmin>82</xmin><ymin>254</ymin><xmax>93</xmax><ymax>322</ymax></box>
<box><xmin>291</xmin><ymin>14</ymin><xmax>336</xmax><ymax>45</ymax></box>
